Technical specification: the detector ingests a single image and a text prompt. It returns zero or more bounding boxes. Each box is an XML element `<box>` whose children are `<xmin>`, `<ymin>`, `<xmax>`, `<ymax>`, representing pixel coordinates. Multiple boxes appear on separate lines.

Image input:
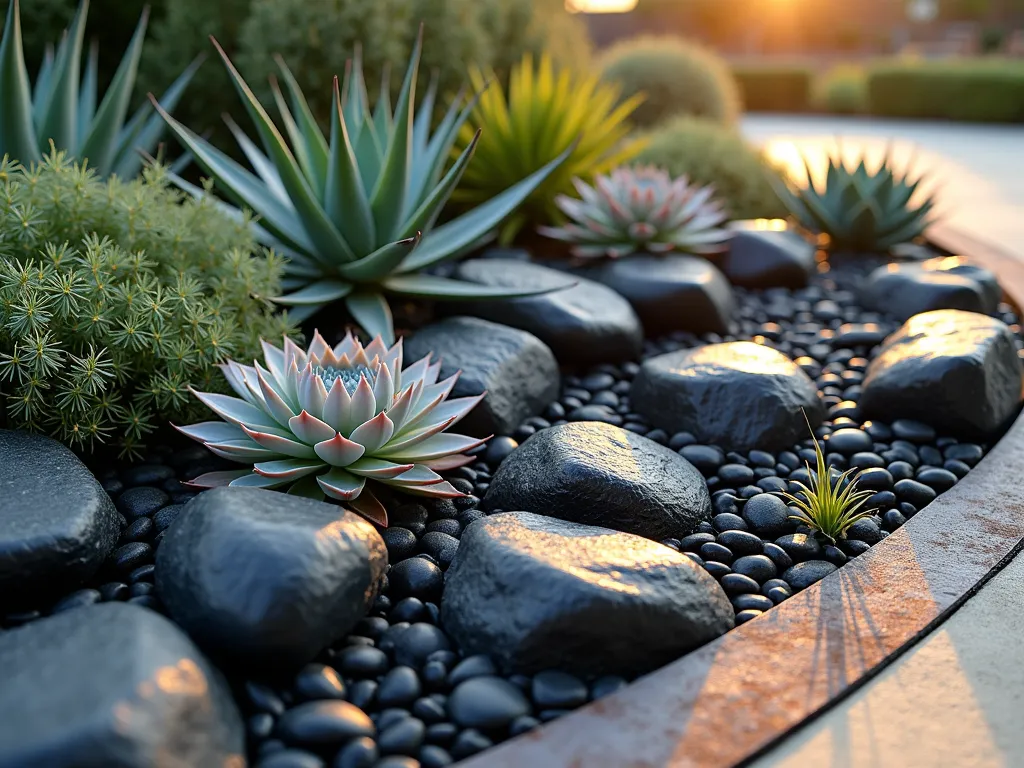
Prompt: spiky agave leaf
<box><xmin>155</xmin><ymin>29</ymin><xmax>573</xmax><ymax>345</ymax></box>
<box><xmin>177</xmin><ymin>331</ymin><xmax>488</xmax><ymax>527</ymax></box>
<box><xmin>539</xmin><ymin>165</ymin><xmax>732</xmax><ymax>259</ymax></box>
<box><xmin>779</xmin><ymin>422</ymin><xmax>876</xmax><ymax>544</ymax></box>
<box><xmin>451</xmin><ymin>52</ymin><xmax>648</xmax><ymax>245</ymax></box>
<box><xmin>770</xmin><ymin>148</ymin><xmax>937</xmax><ymax>253</ymax></box>
<box><xmin>0</xmin><ymin>0</ymin><xmax>199</xmax><ymax>177</ymax></box>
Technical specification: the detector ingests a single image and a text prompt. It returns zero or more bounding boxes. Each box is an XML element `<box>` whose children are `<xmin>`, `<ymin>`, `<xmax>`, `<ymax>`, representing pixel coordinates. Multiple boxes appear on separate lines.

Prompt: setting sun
<box><xmin>566</xmin><ymin>0</ymin><xmax>640</xmax><ymax>13</ymax></box>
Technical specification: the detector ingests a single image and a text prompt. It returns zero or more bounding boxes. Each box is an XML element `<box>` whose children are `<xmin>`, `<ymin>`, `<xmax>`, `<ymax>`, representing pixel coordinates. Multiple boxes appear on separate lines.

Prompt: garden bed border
<box><xmin>459</xmin><ymin>223</ymin><xmax>1024</xmax><ymax>768</ymax></box>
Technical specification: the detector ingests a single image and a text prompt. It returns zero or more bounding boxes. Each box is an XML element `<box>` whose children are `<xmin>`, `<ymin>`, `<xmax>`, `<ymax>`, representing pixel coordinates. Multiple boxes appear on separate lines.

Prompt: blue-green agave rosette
<box><xmin>0</xmin><ymin>0</ymin><xmax>199</xmax><ymax>177</ymax></box>
<box><xmin>176</xmin><ymin>331</ymin><xmax>487</xmax><ymax>527</ymax></box>
<box><xmin>154</xmin><ymin>30</ymin><xmax>573</xmax><ymax>343</ymax></box>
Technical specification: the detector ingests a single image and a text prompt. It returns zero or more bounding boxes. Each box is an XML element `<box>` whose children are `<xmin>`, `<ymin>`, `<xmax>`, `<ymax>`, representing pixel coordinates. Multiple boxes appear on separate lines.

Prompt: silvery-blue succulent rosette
<box><xmin>176</xmin><ymin>332</ymin><xmax>486</xmax><ymax>526</ymax></box>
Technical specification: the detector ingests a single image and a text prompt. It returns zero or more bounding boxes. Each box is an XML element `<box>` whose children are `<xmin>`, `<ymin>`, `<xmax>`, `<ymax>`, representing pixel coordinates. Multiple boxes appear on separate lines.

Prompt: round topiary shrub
<box><xmin>814</xmin><ymin>64</ymin><xmax>867</xmax><ymax>114</ymax></box>
<box><xmin>0</xmin><ymin>152</ymin><xmax>294</xmax><ymax>455</ymax></box>
<box><xmin>599</xmin><ymin>35</ymin><xmax>740</xmax><ymax>128</ymax></box>
<box><xmin>479</xmin><ymin>0</ymin><xmax>592</xmax><ymax>81</ymax></box>
<box><xmin>634</xmin><ymin>116</ymin><xmax>787</xmax><ymax>220</ymax></box>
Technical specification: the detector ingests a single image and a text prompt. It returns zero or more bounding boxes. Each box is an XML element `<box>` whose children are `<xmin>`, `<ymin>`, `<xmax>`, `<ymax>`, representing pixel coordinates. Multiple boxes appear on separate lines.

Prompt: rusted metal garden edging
<box><xmin>459</xmin><ymin>225</ymin><xmax>1024</xmax><ymax>768</ymax></box>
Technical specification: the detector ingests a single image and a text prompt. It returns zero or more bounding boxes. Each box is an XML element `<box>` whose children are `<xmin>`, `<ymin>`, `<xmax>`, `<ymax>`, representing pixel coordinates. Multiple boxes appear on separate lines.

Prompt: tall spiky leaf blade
<box><xmin>325</xmin><ymin>76</ymin><xmax>375</xmax><ymax>255</ymax></box>
<box><xmin>78</xmin><ymin>6</ymin><xmax>149</xmax><ymax>175</ymax></box>
<box><xmin>0</xmin><ymin>0</ymin><xmax>42</xmax><ymax>162</ymax></box>
<box><xmin>37</xmin><ymin>0</ymin><xmax>88</xmax><ymax>154</ymax></box>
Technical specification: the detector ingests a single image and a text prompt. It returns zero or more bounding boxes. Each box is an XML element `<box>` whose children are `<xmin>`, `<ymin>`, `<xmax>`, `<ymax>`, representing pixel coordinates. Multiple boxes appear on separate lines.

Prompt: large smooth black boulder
<box><xmin>483</xmin><ymin>422</ymin><xmax>712</xmax><ymax>540</ymax></box>
<box><xmin>861</xmin><ymin>258</ymin><xmax>999</xmax><ymax>321</ymax></box>
<box><xmin>718</xmin><ymin>221</ymin><xmax>815</xmax><ymax>289</ymax></box>
<box><xmin>451</xmin><ymin>258</ymin><xmax>643</xmax><ymax>365</ymax></box>
<box><xmin>405</xmin><ymin>316</ymin><xmax>560</xmax><ymax>437</ymax></box>
<box><xmin>156</xmin><ymin>487</ymin><xmax>387</xmax><ymax>669</ymax></box>
<box><xmin>0</xmin><ymin>430</ymin><xmax>119</xmax><ymax>610</ymax></box>
<box><xmin>0</xmin><ymin>603</ymin><xmax>243</xmax><ymax>766</ymax></box>
<box><xmin>631</xmin><ymin>342</ymin><xmax>825</xmax><ymax>451</ymax></box>
<box><xmin>575</xmin><ymin>254</ymin><xmax>734</xmax><ymax>336</ymax></box>
<box><xmin>442</xmin><ymin>512</ymin><xmax>734</xmax><ymax>675</ymax></box>
<box><xmin>860</xmin><ymin>309</ymin><xmax>1022</xmax><ymax>440</ymax></box>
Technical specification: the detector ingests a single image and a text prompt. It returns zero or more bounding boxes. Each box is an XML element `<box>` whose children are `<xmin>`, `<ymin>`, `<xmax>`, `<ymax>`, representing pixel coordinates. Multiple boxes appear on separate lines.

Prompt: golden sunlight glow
<box><xmin>566</xmin><ymin>0</ymin><xmax>639</xmax><ymax>13</ymax></box>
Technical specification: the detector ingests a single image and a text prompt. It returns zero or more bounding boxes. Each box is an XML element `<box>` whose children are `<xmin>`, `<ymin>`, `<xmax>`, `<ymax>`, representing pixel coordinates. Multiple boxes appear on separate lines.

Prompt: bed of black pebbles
<box><xmin>2</xmin><ymin>265</ymin><xmax>1021</xmax><ymax>768</ymax></box>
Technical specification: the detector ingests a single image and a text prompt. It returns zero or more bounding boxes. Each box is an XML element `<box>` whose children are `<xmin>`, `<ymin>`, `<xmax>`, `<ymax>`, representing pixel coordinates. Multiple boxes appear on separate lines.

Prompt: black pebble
<box><xmin>894</xmin><ymin>479</ymin><xmax>937</xmax><ymax>508</ymax></box>
<box><xmin>762</xmin><ymin>542</ymin><xmax>794</xmax><ymax>571</ymax></box>
<box><xmin>741</xmin><ymin>493</ymin><xmax>791</xmax><ymax>538</ymax></box>
<box><xmin>449</xmin><ymin>729</ymin><xmax>493</xmax><ymax>760</ymax></box>
<box><xmin>419</xmin><ymin>532</ymin><xmax>459</xmax><ymax>569</ymax></box>
<box><xmin>531</xmin><ymin>670</ymin><xmax>588</xmax><ymax>709</ymax></box>
<box><xmin>702</xmin><ymin>561</ymin><xmax>731</xmax><ymax>579</ymax></box>
<box><xmin>717</xmin><ymin>529</ymin><xmax>763</xmax><ymax>556</ymax></box>
<box><xmin>775</xmin><ymin>533</ymin><xmax>823</xmax><ymax>561</ymax></box>
<box><xmin>110</xmin><ymin>542</ymin><xmax>152</xmax><ymax>574</ymax></box>
<box><xmin>916</xmin><ymin>468</ymin><xmax>958</xmax><ymax>493</ymax></box>
<box><xmin>256</xmin><ymin>749</ymin><xmax>325</xmax><ymax>768</ymax></box>
<box><xmin>383</xmin><ymin>528</ymin><xmax>418</xmax><ymax>561</ymax></box>
<box><xmin>720</xmin><ymin>573</ymin><xmax>760</xmax><ymax>596</ymax></box>
<box><xmin>712</xmin><ymin>513</ymin><xmax>748</xmax><ymax>532</ymax></box>
<box><xmin>700</xmin><ymin>542</ymin><xmax>733</xmax><ymax>563</ymax></box>
<box><xmin>389</xmin><ymin>558</ymin><xmax>444</xmax><ymax>603</ymax></box>
<box><xmin>333</xmin><ymin>736</ymin><xmax>379</xmax><ymax>768</ymax></box>
<box><xmin>377</xmin><ymin>666</ymin><xmax>422</xmax><ymax>707</ymax></box>
<box><xmin>293</xmin><ymin>664</ymin><xmax>345</xmax><ymax>701</ymax></box>
<box><xmin>392</xmin><ymin>623</ymin><xmax>451</xmax><ymax>669</ymax></box>
<box><xmin>378</xmin><ymin>717</ymin><xmax>425</xmax><ymax>756</ymax></box>
<box><xmin>116</xmin><ymin>486</ymin><xmax>170</xmax><ymax>519</ymax></box>
<box><xmin>731</xmin><ymin>555</ymin><xmax>777</xmax><ymax>583</ymax></box>
<box><xmin>732</xmin><ymin>593</ymin><xmax>774</xmax><ymax>612</ymax></box>
<box><xmin>347</xmin><ymin>680</ymin><xmax>378</xmax><ymax>710</ymax></box>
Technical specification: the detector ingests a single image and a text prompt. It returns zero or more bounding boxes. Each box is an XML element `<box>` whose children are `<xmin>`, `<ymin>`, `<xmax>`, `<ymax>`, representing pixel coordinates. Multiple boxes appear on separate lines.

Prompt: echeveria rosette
<box><xmin>538</xmin><ymin>166</ymin><xmax>731</xmax><ymax>260</ymax></box>
<box><xmin>176</xmin><ymin>332</ymin><xmax>487</xmax><ymax>527</ymax></box>
<box><xmin>153</xmin><ymin>30</ymin><xmax>574</xmax><ymax>345</ymax></box>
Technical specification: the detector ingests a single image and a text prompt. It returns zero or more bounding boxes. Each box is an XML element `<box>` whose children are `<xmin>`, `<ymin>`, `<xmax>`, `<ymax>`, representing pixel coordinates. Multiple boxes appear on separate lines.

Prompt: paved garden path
<box><xmin>743</xmin><ymin>114</ymin><xmax>1024</xmax><ymax>768</ymax></box>
<box><xmin>742</xmin><ymin>114</ymin><xmax>1024</xmax><ymax>257</ymax></box>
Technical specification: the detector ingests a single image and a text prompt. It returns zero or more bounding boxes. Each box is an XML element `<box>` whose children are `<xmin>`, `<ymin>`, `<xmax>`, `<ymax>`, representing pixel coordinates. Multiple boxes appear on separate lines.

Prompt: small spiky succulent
<box><xmin>177</xmin><ymin>332</ymin><xmax>487</xmax><ymax>527</ymax></box>
<box><xmin>780</xmin><ymin>423</ymin><xmax>876</xmax><ymax>544</ymax></box>
<box><xmin>0</xmin><ymin>0</ymin><xmax>198</xmax><ymax>178</ymax></box>
<box><xmin>770</xmin><ymin>150</ymin><xmax>937</xmax><ymax>252</ymax></box>
<box><xmin>538</xmin><ymin>166</ymin><xmax>731</xmax><ymax>259</ymax></box>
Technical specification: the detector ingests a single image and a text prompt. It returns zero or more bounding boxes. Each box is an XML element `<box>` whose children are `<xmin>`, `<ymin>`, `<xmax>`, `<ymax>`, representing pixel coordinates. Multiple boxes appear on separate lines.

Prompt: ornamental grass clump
<box><xmin>770</xmin><ymin>149</ymin><xmax>937</xmax><ymax>252</ymax></box>
<box><xmin>178</xmin><ymin>331</ymin><xmax>486</xmax><ymax>527</ymax></box>
<box><xmin>0</xmin><ymin>151</ymin><xmax>292</xmax><ymax>454</ymax></box>
<box><xmin>780</xmin><ymin>424</ymin><xmax>875</xmax><ymax>544</ymax></box>
<box><xmin>450</xmin><ymin>52</ymin><xmax>647</xmax><ymax>244</ymax></box>
<box><xmin>0</xmin><ymin>0</ymin><xmax>199</xmax><ymax>177</ymax></box>
<box><xmin>156</xmin><ymin>32</ymin><xmax>569</xmax><ymax>343</ymax></box>
<box><xmin>539</xmin><ymin>166</ymin><xmax>731</xmax><ymax>259</ymax></box>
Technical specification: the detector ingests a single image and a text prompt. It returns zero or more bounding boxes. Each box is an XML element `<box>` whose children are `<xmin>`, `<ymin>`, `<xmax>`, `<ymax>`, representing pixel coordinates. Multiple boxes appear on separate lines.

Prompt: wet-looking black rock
<box><xmin>405</xmin><ymin>316</ymin><xmax>560</xmax><ymax>438</ymax></box>
<box><xmin>0</xmin><ymin>430</ymin><xmax>119</xmax><ymax>610</ymax></box>
<box><xmin>442</xmin><ymin>512</ymin><xmax>734</xmax><ymax>676</ymax></box>
<box><xmin>156</xmin><ymin>487</ymin><xmax>387</xmax><ymax>670</ymax></box>
<box><xmin>631</xmin><ymin>342</ymin><xmax>825</xmax><ymax>452</ymax></box>
<box><xmin>860</xmin><ymin>309</ymin><xmax>1023</xmax><ymax>440</ymax></box>
<box><xmin>483</xmin><ymin>421</ymin><xmax>712</xmax><ymax>540</ymax></box>
<box><xmin>0</xmin><ymin>602</ymin><xmax>244</xmax><ymax>766</ymax></box>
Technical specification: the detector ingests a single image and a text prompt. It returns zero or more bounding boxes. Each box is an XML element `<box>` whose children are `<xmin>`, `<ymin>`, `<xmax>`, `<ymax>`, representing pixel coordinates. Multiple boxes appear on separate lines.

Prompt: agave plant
<box><xmin>0</xmin><ymin>0</ymin><xmax>199</xmax><ymax>178</ymax></box>
<box><xmin>780</xmin><ymin>422</ymin><xmax>876</xmax><ymax>544</ymax></box>
<box><xmin>450</xmin><ymin>52</ymin><xmax>647</xmax><ymax>245</ymax></box>
<box><xmin>176</xmin><ymin>331</ymin><xmax>486</xmax><ymax>527</ymax></box>
<box><xmin>770</xmin><ymin>149</ymin><xmax>937</xmax><ymax>252</ymax></box>
<box><xmin>154</xmin><ymin>32</ymin><xmax>572</xmax><ymax>343</ymax></box>
<box><xmin>538</xmin><ymin>166</ymin><xmax>732</xmax><ymax>259</ymax></box>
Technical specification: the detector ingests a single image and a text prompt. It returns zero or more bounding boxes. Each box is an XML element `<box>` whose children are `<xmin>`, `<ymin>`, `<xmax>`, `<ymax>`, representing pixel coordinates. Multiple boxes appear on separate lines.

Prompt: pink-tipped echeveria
<box><xmin>176</xmin><ymin>332</ymin><xmax>486</xmax><ymax>527</ymax></box>
<box><xmin>539</xmin><ymin>166</ymin><xmax>731</xmax><ymax>259</ymax></box>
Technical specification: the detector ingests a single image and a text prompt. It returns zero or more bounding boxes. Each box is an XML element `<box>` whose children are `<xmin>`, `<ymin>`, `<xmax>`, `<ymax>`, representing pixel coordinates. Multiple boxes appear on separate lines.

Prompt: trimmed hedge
<box><xmin>813</xmin><ymin>64</ymin><xmax>867</xmax><ymax>114</ymax></box>
<box><xmin>866</xmin><ymin>59</ymin><xmax>1024</xmax><ymax>122</ymax></box>
<box><xmin>731</xmin><ymin>64</ymin><xmax>814</xmax><ymax>112</ymax></box>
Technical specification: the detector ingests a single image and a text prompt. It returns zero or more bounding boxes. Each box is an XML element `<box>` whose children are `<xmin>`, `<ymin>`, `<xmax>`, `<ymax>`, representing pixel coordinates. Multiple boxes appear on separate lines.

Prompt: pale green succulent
<box><xmin>156</xmin><ymin>32</ymin><xmax>572</xmax><ymax>343</ymax></box>
<box><xmin>0</xmin><ymin>0</ymin><xmax>199</xmax><ymax>178</ymax></box>
<box><xmin>177</xmin><ymin>331</ymin><xmax>486</xmax><ymax>527</ymax></box>
<box><xmin>539</xmin><ymin>166</ymin><xmax>731</xmax><ymax>259</ymax></box>
<box><xmin>770</xmin><ymin>150</ymin><xmax>937</xmax><ymax>253</ymax></box>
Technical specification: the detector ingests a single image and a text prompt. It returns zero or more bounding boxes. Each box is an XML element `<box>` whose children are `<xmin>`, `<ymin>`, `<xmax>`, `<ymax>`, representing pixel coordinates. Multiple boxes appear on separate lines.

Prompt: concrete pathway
<box><xmin>752</xmin><ymin>547</ymin><xmax>1024</xmax><ymax>768</ymax></box>
<box><xmin>741</xmin><ymin>114</ymin><xmax>1024</xmax><ymax>257</ymax></box>
<box><xmin>744</xmin><ymin>114</ymin><xmax>1024</xmax><ymax>768</ymax></box>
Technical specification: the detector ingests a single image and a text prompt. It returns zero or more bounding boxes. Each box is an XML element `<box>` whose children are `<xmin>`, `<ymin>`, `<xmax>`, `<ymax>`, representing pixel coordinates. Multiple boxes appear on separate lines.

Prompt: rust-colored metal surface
<box><xmin>459</xmin><ymin>227</ymin><xmax>1024</xmax><ymax>768</ymax></box>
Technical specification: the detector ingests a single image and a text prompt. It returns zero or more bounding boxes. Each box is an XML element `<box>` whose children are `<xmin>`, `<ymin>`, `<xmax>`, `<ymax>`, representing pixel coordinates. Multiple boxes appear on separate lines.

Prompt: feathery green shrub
<box><xmin>0</xmin><ymin>151</ymin><xmax>293</xmax><ymax>454</ymax></box>
<box><xmin>634</xmin><ymin>116</ymin><xmax>787</xmax><ymax>220</ymax></box>
<box><xmin>731</xmin><ymin>63</ymin><xmax>813</xmax><ymax>112</ymax></box>
<box><xmin>599</xmin><ymin>35</ymin><xmax>739</xmax><ymax>128</ymax></box>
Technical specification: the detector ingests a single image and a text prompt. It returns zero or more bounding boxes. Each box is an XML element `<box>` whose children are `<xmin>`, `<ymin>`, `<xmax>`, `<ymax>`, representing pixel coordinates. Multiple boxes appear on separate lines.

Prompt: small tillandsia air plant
<box><xmin>175</xmin><ymin>331</ymin><xmax>488</xmax><ymax>527</ymax></box>
<box><xmin>779</xmin><ymin>416</ymin><xmax>876</xmax><ymax>544</ymax></box>
<box><xmin>538</xmin><ymin>166</ymin><xmax>732</xmax><ymax>260</ymax></box>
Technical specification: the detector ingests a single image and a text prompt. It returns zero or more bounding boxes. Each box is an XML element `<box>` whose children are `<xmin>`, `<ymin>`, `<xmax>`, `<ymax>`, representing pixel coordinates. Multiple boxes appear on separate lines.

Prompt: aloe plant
<box><xmin>0</xmin><ymin>0</ymin><xmax>199</xmax><ymax>178</ymax></box>
<box><xmin>155</xmin><ymin>31</ymin><xmax>572</xmax><ymax>343</ymax></box>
